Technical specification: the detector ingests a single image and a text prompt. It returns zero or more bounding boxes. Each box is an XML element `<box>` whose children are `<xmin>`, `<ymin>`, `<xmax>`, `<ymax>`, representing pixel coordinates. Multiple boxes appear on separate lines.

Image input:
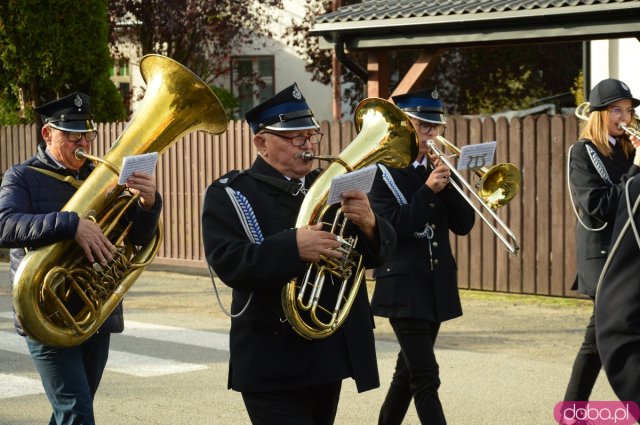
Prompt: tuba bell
<box><xmin>281</xmin><ymin>97</ymin><xmax>418</xmax><ymax>339</ymax></box>
<box><xmin>12</xmin><ymin>54</ymin><xmax>228</xmax><ymax>347</ymax></box>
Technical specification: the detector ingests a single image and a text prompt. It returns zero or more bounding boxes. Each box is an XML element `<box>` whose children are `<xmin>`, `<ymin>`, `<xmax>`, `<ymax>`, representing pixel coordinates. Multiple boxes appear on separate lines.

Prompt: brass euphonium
<box><xmin>281</xmin><ymin>97</ymin><xmax>418</xmax><ymax>339</ymax></box>
<box><xmin>13</xmin><ymin>54</ymin><xmax>228</xmax><ymax>347</ymax></box>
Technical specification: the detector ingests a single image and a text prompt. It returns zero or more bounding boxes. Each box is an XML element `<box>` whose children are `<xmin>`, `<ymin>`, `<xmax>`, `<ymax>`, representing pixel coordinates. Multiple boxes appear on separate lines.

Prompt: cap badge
<box><xmin>621</xmin><ymin>82</ymin><xmax>629</xmax><ymax>91</ymax></box>
<box><xmin>74</xmin><ymin>94</ymin><xmax>83</xmax><ymax>109</ymax></box>
<box><xmin>292</xmin><ymin>84</ymin><xmax>302</xmax><ymax>100</ymax></box>
<box><xmin>431</xmin><ymin>88</ymin><xmax>439</xmax><ymax>100</ymax></box>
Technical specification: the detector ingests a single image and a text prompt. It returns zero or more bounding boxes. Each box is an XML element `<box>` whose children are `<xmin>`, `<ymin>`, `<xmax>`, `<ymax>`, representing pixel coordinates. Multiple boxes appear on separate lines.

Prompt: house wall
<box><xmin>590</xmin><ymin>38</ymin><xmax>640</xmax><ymax>96</ymax></box>
<box><xmin>228</xmin><ymin>0</ymin><xmax>333</xmax><ymax>122</ymax></box>
<box><xmin>117</xmin><ymin>0</ymin><xmax>332</xmax><ymax>123</ymax></box>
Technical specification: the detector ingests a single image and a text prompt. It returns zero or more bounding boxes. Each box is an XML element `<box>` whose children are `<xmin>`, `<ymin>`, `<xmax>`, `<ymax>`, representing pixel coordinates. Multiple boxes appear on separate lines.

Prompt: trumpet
<box><xmin>427</xmin><ymin>136</ymin><xmax>521</xmax><ymax>255</ymax></box>
<box><xmin>575</xmin><ymin>101</ymin><xmax>591</xmax><ymax>121</ymax></box>
<box><xmin>619</xmin><ymin>122</ymin><xmax>640</xmax><ymax>139</ymax></box>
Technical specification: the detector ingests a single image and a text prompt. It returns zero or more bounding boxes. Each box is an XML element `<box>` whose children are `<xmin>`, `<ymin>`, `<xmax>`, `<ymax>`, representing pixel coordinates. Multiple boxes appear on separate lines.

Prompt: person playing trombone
<box><xmin>565</xmin><ymin>78</ymin><xmax>640</xmax><ymax>402</ymax></box>
<box><xmin>368</xmin><ymin>87</ymin><xmax>475</xmax><ymax>425</ymax></box>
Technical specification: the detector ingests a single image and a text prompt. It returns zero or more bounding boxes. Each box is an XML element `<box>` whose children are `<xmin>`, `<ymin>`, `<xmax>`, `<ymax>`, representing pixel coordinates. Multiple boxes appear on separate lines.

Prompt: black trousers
<box><xmin>379</xmin><ymin>318</ymin><xmax>446</xmax><ymax>425</ymax></box>
<box><xmin>241</xmin><ymin>381</ymin><xmax>342</xmax><ymax>425</ymax></box>
<box><xmin>564</xmin><ymin>300</ymin><xmax>601</xmax><ymax>401</ymax></box>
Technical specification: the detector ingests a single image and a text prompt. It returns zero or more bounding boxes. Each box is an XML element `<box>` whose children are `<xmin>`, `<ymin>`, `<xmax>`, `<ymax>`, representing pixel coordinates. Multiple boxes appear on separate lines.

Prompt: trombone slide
<box><xmin>427</xmin><ymin>139</ymin><xmax>520</xmax><ymax>255</ymax></box>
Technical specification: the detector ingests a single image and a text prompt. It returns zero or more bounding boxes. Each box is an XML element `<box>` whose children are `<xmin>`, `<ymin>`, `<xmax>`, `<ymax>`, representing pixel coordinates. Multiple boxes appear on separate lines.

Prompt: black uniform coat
<box><xmin>596</xmin><ymin>175</ymin><xmax>640</xmax><ymax>405</ymax></box>
<box><xmin>568</xmin><ymin>139</ymin><xmax>639</xmax><ymax>296</ymax></box>
<box><xmin>368</xmin><ymin>163</ymin><xmax>475</xmax><ymax>323</ymax></box>
<box><xmin>201</xmin><ymin>155</ymin><xmax>396</xmax><ymax>393</ymax></box>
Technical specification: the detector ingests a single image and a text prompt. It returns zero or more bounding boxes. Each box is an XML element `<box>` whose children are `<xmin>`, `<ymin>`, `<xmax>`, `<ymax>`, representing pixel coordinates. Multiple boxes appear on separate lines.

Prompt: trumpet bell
<box><xmin>575</xmin><ymin>102</ymin><xmax>591</xmax><ymax>121</ymax></box>
<box><xmin>478</xmin><ymin>163</ymin><xmax>522</xmax><ymax>210</ymax></box>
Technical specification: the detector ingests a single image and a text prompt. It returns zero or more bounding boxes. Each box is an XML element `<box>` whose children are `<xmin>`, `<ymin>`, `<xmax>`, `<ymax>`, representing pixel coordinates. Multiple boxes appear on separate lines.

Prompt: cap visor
<box><xmin>264</xmin><ymin>116</ymin><xmax>320</xmax><ymax>132</ymax></box>
<box><xmin>406</xmin><ymin>112</ymin><xmax>445</xmax><ymax>125</ymax></box>
<box><xmin>49</xmin><ymin>121</ymin><xmax>97</xmax><ymax>132</ymax></box>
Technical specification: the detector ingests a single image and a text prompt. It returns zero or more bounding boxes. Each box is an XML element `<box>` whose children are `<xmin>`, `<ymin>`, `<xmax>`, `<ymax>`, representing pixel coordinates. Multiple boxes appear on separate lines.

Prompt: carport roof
<box><xmin>310</xmin><ymin>0</ymin><xmax>640</xmax><ymax>49</ymax></box>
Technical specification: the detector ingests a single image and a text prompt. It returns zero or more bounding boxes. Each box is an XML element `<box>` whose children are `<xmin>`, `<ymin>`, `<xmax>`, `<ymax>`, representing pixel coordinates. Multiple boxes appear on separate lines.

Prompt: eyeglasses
<box><xmin>608</xmin><ymin>107</ymin><xmax>636</xmax><ymax>117</ymax></box>
<box><xmin>263</xmin><ymin>131</ymin><xmax>323</xmax><ymax>147</ymax></box>
<box><xmin>418</xmin><ymin>123</ymin><xmax>444</xmax><ymax>135</ymax></box>
<box><xmin>48</xmin><ymin>126</ymin><xmax>97</xmax><ymax>143</ymax></box>
<box><xmin>65</xmin><ymin>131</ymin><xmax>97</xmax><ymax>143</ymax></box>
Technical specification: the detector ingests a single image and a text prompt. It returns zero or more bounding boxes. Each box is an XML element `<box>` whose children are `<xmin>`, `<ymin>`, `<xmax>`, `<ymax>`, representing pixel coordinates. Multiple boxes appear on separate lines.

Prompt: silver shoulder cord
<box><xmin>595</xmin><ymin>176</ymin><xmax>640</xmax><ymax>299</ymax></box>
<box><xmin>201</xmin><ymin>187</ymin><xmax>255</xmax><ymax>319</ymax></box>
<box><xmin>566</xmin><ymin>144</ymin><xmax>607</xmax><ymax>232</ymax></box>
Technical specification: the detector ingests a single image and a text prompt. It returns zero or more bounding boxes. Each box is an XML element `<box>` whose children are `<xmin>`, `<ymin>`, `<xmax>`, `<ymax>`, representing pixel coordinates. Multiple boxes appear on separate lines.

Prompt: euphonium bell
<box><xmin>12</xmin><ymin>55</ymin><xmax>228</xmax><ymax>347</ymax></box>
<box><xmin>281</xmin><ymin>98</ymin><xmax>418</xmax><ymax>339</ymax></box>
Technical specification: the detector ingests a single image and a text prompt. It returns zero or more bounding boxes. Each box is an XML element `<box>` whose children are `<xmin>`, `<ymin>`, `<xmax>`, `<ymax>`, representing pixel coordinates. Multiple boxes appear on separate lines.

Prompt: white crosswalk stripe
<box><xmin>0</xmin><ymin>311</ymin><xmax>230</xmax><ymax>399</ymax></box>
<box><xmin>0</xmin><ymin>374</ymin><xmax>45</xmax><ymax>399</ymax></box>
<box><xmin>123</xmin><ymin>320</ymin><xmax>229</xmax><ymax>351</ymax></box>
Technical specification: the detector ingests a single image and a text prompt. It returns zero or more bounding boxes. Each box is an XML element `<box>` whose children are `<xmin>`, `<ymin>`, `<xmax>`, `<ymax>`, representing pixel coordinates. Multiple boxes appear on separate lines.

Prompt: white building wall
<box><xmin>233</xmin><ymin>0</ymin><xmax>332</xmax><ymax>122</ymax></box>
<box><xmin>123</xmin><ymin>0</ymin><xmax>332</xmax><ymax>122</ymax></box>
<box><xmin>590</xmin><ymin>38</ymin><xmax>640</xmax><ymax>98</ymax></box>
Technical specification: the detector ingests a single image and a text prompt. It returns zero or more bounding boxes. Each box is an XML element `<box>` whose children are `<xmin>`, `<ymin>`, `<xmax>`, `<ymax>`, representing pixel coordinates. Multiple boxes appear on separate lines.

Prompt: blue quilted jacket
<box><xmin>0</xmin><ymin>145</ymin><xmax>162</xmax><ymax>336</ymax></box>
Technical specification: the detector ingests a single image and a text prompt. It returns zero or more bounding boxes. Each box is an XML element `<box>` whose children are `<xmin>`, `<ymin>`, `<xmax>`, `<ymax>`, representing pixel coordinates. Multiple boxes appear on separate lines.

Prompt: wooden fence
<box><xmin>0</xmin><ymin>114</ymin><xmax>580</xmax><ymax>297</ymax></box>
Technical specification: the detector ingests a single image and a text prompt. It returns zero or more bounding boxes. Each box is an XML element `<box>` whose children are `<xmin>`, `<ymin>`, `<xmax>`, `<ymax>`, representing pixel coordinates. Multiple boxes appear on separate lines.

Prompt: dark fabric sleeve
<box><xmin>352</xmin><ymin>212</ymin><xmax>397</xmax><ymax>269</ymax></box>
<box><xmin>437</xmin><ymin>175</ymin><xmax>476</xmax><ymax>235</ymax></box>
<box><xmin>126</xmin><ymin>193</ymin><xmax>163</xmax><ymax>246</ymax></box>
<box><xmin>569</xmin><ymin>142</ymin><xmax>639</xmax><ymax>227</ymax></box>
<box><xmin>0</xmin><ymin>166</ymin><xmax>78</xmax><ymax>248</ymax></box>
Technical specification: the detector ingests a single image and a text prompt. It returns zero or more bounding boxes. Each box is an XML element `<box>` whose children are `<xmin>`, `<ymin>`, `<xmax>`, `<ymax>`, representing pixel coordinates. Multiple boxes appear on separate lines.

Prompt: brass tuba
<box><xmin>281</xmin><ymin>97</ymin><xmax>418</xmax><ymax>339</ymax></box>
<box><xmin>12</xmin><ymin>54</ymin><xmax>228</xmax><ymax>347</ymax></box>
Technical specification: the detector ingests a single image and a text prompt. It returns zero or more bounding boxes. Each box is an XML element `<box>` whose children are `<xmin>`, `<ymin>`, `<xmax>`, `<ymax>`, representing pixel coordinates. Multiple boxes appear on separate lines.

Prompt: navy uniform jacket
<box><xmin>369</xmin><ymin>163</ymin><xmax>475</xmax><ymax>323</ymax></box>
<box><xmin>0</xmin><ymin>145</ymin><xmax>162</xmax><ymax>334</ymax></box>
<box><xmin>596</xmin><ymin>175</ymin><xmax>640</xmax><ymax>405</ymax></box>
<box><xmin>201</xmin><ymin>155</ymin><xmax>396</xmax><ymax>393</ymax></box>
<box><xmin>568</xmin><ymin>139</ymin><xmax>639</xmax><ymax>296</ymax></box>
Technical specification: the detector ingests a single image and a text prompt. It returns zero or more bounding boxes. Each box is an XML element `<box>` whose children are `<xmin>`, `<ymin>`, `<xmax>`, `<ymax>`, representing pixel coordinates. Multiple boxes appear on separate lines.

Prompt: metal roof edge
<box><xmin>310</xmin><ymin>3</ymin><xmax>640</xmax><ymax>36</ymax></box>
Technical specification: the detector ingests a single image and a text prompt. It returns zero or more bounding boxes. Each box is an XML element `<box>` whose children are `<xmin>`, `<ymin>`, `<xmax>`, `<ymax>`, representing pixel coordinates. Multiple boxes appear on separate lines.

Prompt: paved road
<box><xmin>0</xmin><ymin>261</ymin><xmax>617</xmax><ymax>424</ymax></box>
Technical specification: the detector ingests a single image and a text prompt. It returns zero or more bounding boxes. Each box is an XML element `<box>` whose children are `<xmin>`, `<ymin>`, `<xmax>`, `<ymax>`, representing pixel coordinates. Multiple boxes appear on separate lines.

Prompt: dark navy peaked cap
<box><xmin>392</xmin><ymin>87</ymin><xmax>445</xmax><ymax>125</ymax></box>
<box><xmin>245</xmin><ymin>83</ymin><xmax>319</xmax><ymax>134</ymax></box>
<box><xmin>35</xmin><ymin>92</ymin><xmax>96</xmax><ymax>132</ymax></box>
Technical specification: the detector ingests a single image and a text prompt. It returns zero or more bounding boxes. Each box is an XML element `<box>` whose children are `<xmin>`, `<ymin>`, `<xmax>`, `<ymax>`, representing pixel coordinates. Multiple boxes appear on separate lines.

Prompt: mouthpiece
<box><xmin>296</xmin><ymin>151</ymin><xmax>315</xmax><ymax>162</ymax></box>
<box><xmin>619</xmin><ymin>123</ymin><xmax>640</xmax><ymax>139</ymax></box>
<box><xmin>74</xmin><ymin>148</ymin><xmax>86</xmax><ymax>160</ymax></box>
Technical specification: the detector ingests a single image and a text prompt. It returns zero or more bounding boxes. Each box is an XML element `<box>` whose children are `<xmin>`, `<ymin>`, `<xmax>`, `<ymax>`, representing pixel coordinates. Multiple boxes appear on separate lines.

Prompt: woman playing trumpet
<box><xmin>565</xmin><ymin>78</ymin><xmax>640</xmax><ymax>402</ymax></box>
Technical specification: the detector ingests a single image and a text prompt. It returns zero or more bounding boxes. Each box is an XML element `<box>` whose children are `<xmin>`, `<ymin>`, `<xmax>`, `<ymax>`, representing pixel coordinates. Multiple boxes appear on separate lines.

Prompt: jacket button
<box><xmin>600</xmin><ymin>250</ymin><xmax>607</xmax><ymax>255</ymax></box>
<box><xmin>432</xmin><ymin>241</ymin><xmax>438</xmax><ymax>248</ymax></box>
<box><xmin>434</xmin><ymin>259</ymin><xmax>439</xmax><ymax>265</ymax></box>
<box><xmin>431</xmin><ymin>224</ymin><xmax>436</xmax><ymax>229</ymax></box>
<box><xmin>386</xmin><ymin>268</ymin><xmax>391</xmax><ymax>272</ymax></box>
<box><xmin>429</xmin><ymin>203</ymin><xmax>435</xmax><ymax>208</ymax></box>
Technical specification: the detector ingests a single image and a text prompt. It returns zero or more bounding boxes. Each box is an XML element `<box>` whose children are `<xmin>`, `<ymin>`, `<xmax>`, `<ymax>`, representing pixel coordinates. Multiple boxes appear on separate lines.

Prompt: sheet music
<box><xmin>118</xmin><ymin>152</ymin><xmax>158</xmax><ymax>185</ymax></box>
<box><xmin>327</xmin><ymin>164</ymin><xmax>377</xmax><ymax>205</ymax></box>
<box><xmin>457</xmin><ymin>141</ymin><xmax>497</xmax><ymax>171</ymax></box>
